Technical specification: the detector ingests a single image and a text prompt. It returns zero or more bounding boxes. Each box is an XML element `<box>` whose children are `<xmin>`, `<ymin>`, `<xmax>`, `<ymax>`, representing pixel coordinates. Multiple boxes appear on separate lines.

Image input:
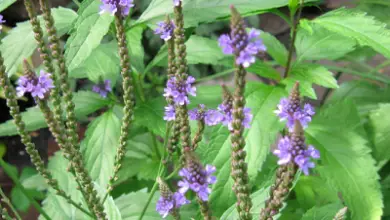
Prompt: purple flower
<box><xmin>163</xmin><ymin>76</ymin><xmax>196</xmax><ymax>106</ymax></box>
<box><xmin>218</xmin><ymin>28</ymin><xmax>266</xmax><ymax>68</ymax></box>
<box><xmin>274</xmin><ymin>98</ymin><xmax>315</xmax><ymax>131</ymax></box>
<box><xmin>218</xmin><ymin>104</ymin><xmax>252</xmax><ymax>130</ymax></box>
<box><xmin>178</xmin><ymin>164</ymin><xmax>216</xmax><ymax>201</ymax></box>
<box><xmin>92</xmin><ymin>80</ymin><xmax>112</xmax><ymax>98</ymax></box>
<box><xmin>273</xmin><ymin>136</ymin><xmax>320</xmax><ymax>175</ymax></box>
<box><xmin>204</xmin><ymin>109</ymin><xmax>224</xmax><ymax>126</ymax></box>
<box><xmin>156</xmin><ymin>192</ymin><xmax>189</xmax><ymax>218</ymax></box>
<box><xmin>99</xmin><ymin>0</ymin><xmax>134</xmax><ymax>16</ymax></box>
<box><xmin>155</xmin><ymin>20</ymin><xmax>175</xmax><ymax>41</ymax></box>
<box><xmin>0</xmin><ymin>15</ymin><xmax>5</xmax><ymax>32</ymax></box>
<box><xmin>164</xmin><ymin>105</ymin><xmax>176</xmax><ymax>121</ymax></box>
<box><xmin>218</xmin><ymin>34</ymin><xmax>234</xmax><ymax>55</ymax></box>
<box><xmin>16</xmin><ymin>70</ymin><xmax>54</xmax><ymax>100</ymax></box>
<box><xmin>173</xmin><ymin>0</ymin><xmax>181</xmax><ymax>6</ymax></box>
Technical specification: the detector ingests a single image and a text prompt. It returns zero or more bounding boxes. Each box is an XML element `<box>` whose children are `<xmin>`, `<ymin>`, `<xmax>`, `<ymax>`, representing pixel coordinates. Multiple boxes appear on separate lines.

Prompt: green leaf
<box><xmin>261</xmin><ymin>32</ymin><xmax>288</xmax><ymax>66</ymax></box>
<box><xmin>41</xmin><ymin>152</ymin><xmax>121</xmax><ymax>220</ymax></box>
<box><xmin>301</xmin><ymin>202</ymin><xmax>344</xmax><ymax>220</ymax></box>
<box><xmin>22</xmin><ymin>174</ymin><xmax>48</xmax><ymax>191</ymax></box>
<box><xmin>70</xmin><ymin>41</ymin><xmax>120</xmax><ymax>82</ymax></box>
<box><xmin>0</xmin><ymin>7</ymin><xmax>77</xmax><ymax>76</ymax></box>
<box><xmin>220</xmin><ymin>186</ymin><xmax>271</xmax><ymax>219</ymax></box>
<box><xmin>328</xmin><ymin>81</ymin><xmax>390</xmax><ymax>115</ymax></box>
<box><xmin>247</xmin><ymin>61</ymin><xmax>281</xmax><ymax>81</ymax></box>
<box><xmin>309</xmin><ymin>7</ymin><xmax>390</xmax><ymax>59</ymax></box>
<box><xmin>126</xmin><ymin>26</ymin><xmax>145</xmax><ymax>74</ymax></box>
<box><xmin>306</xmin><ymin>102</ymin><xmax>383</xmax><ymax>220</ymax></box>
<box><xmin>367</xmin><ymin>104</ymin><xmax>390</xmax><ymax>162</ymax></box>
<box><xmin>197</xmin><ymin>83</ymin><xmax>286</xmax><ymax>217</ymax></box>
<box><xmin>136</xmin><ymin>0</ymin><xmax>318</xmax><ymax>28</ymax></box>
<box><xmin>283</xmin><ymin>63</ymin><xmax>338</xmax><ymax>99</ymax></box>
<box><xmin>295</xmin><ymin>23</ymin><xmax>355</xmax><ymax>62</ymax></box>
<box><xmin>65</xmin><ymin>0</ymin><xmax>114</xmax><ymax>72</ymax></box>
<box><xmin>10</xmin><ymin>187</ymin><xmax>30</xmax><ymax>212</ymax></box>
<box><xmin>145</xmin><ymin>35</ymin><xmax>225</xmax><ymax>72</ymax></box>
<box><xmin>0</xmin><ymin>91</ymin><xmax>111</xmax><ymax>137</ymax></box>
<box><xmin>82</xmin><ymin>110</ymin><xmax>121</xmax><ymax>189</ymax></box>
<box><xmin>0</xmin><ymin>0</ymin><xmax>16</xmax><ymax>12</ymax></box>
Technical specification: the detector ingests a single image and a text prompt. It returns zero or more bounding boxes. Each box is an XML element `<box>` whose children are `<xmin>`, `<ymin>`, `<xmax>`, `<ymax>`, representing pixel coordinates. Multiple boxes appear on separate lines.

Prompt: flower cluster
<box><xmin>0</xmin><ymin>15</ymin><xmax>5</xmax><ymax>32</ymax></box>
<box><xmin>274</xmin><ymin>98</ymin><xmax>315</xmax><ymax>131</ymax></box>
<box><xmin>16</xmin><ymin>70</ymin><xmax>54</xmax><ymax>99</ymax></box>
<box><xmin>218</xmin><ymin>28</ymin><xmax>266</xmax><ymax>68</ymax></box>
<box><xmin>173</xmin><ymin>0</ymin><xmax>182</xmax><ymax>6</ymax></box>
<box><xmin>163</xmin><ymin>76</ymin><xmax>196</xmax><ymax>106</ymax></box>
<box><xmin>155</xmin><ymin>20</ymin><xmax>175</xmax><ymax>41</ymax></box>
<box><xmin>92</xmin><ymin>80</ymin><xmax>112</xmax><ymax>98</ymax></box>
<box><xmin>218</xmin><ymin>103</ymin><xmax>252</xmax><ymax>130</ymax></box>
<box><xmin>99</xmin><ymin>0</ymin><xmax>134</xmax><ymax>16</ymax></box>
<box><xmin>188</xmin><ymin>104</ymin><xmax>224</xmax><ymax>126</ymax></box>
<box><xmin>178</xmin><ymin>164</ymin><xmax>216</xmax><ymax>201</ymax></box>
<box><xmin>156</xmin><ymin>192</ymin><xmax>189</xmax><ymax>218</ymax></box>
<box><xmin>273</xmin><ymin>136</ymin><xmax>320</xmax><ymax>175</ymax></box>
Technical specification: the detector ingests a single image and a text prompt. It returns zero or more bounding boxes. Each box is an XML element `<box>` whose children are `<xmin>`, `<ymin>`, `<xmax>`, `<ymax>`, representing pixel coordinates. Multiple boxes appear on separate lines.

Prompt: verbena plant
<box><xmin>0</xmin><ymin>0</ymin><xmax>389</xmax><ymax>219</ymax></box>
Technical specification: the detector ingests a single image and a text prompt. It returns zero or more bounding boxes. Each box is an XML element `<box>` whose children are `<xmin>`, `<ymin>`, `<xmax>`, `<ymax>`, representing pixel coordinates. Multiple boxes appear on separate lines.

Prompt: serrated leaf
<box><xmin>306</xmin><ymin>102</ymin><xmax>383</xmax><ymax>220</ymax></box>
<box><xmin>295</xmin><ymin>23</ymin><xmax>355</xmax><ymax>62</ymax></box>
<box><xmin>197</xmin><ymin>83</ymin><xmax>286</xmax><ymax>217</ymax></box>
<box><xmin>0</xmin><ymin>0</ymin><xmax>16</xmax><ymax>12</ymax></box>
<box><xmin>65</xmin><ymin>0</ymin><xmax>114</xmax><ymax>72</ymax></box>
<box><xmin>309</xmin><ymin>7</ymin><xmax>390</xmax><ymax>59</ymax></box>
<box><xmin>301</xmin><ymin>202</ymin><xmax>344</xmax><ymax>220</ymax></box>
<box><xmin>70</xmin><ymin>41</ymin><xmax>120</xmax><ymax>83</ymax></box>
<box><xmin>136</xmin><ymin>0</ymin><xmax>317</xmax><ymax>28</ymax></box>
<box><xmin>0</xmin><ymin>7</ymin><xmax>77</xmax><ymax>76</ymax></box>
<box><xmin>283</xmin><ymin>63</ymin><xmax>338</xmax><ymax>99</ymax></box>
<box><xmin>126</xmin><ymin>26</ymin><xmax>145</xmax><ymax>73</ymax></box>
<box><xmin>367</xmin><ymin>104</ymin><xmax>390</xmax><ymax>162</ymax></box>
<box><xmin>328</xmin><ymin>81</ymin><xmax>390</xmax><ymax>115</ymax></box>
<box><xmin>82</xmin><ymin>110</ymin><xmax>121</xmax><ymax>189</ymax></box>
<box><xmin>41</xmin><ymin>152</ymin><xmax>121</xmax><ymax>220</ymax></box>
<box><xmin>261</xmin><ymin>32</ymin><xmax>288</xmax><ymax>66</ymax></box>
<box><xmin>0</xmin><ymin>91</ymin><xmax>111</xmax><ymax>137</ymax></box>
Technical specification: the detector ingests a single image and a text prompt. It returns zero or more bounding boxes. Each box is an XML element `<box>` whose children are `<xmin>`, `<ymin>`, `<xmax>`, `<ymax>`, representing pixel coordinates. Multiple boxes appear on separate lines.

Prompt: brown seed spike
<box><xmin>292</xmin><ymin>120</ymin><xmax>304</xmax><ymax>137</ymax></box>
<box><xmin>289</xmin><ymin>81</ymin><xmax>301</xmax><ymax>113</ymax></box>
<box><xmin>22</xmin><ymin>59</ymin><xmax>36</xmax><ymax>80</ymax></box>
<box><xmin>157</xmin><ymin>177</ymin><xmax>172</xmax><ymax>198</ymax></box>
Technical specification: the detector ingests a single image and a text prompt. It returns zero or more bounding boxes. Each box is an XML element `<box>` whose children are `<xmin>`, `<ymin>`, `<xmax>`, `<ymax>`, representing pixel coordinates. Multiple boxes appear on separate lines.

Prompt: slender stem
<box><xmin>370</xmin><ymin>60</ymin><xmax>390</xmax><ymax>74</ymax></box>
<box><xmin>283</xmin><ymin>0</ymin><xmax>304</xmax><ymax>78</ymax></box>
<box><xmin>196</xmin><ymin>68</ymin><xmax>236</xmax><ymax>83</ymax></box>
<box><xmin>72</xmin><ymin>0</ymin><xmax>80</xmax><ymax>6</ymax></box>
<box><xmin>320</xmin><ymin>72</ymin><xmax>342</xmax><ymax>106</ymax></box>
<box><xmin>164</xmin><ymin>166</ymin><xmax>181</xmax><ymax>180</ymax></box>
<box><xmin>0</xmin><ymin>159</ymin><xmax>51</xmax><ymax>220</ymax></box>
<box><xmin>0</xmin><ymin>187</ymin><xmax>21</xmax><ymax>220</ymax></box>
<box><xmin>138</xmin><ymin>181</ymin><xmax>159</xmax><ymax>220</ymax></box>
<box><xmin>151</xmin><ymin>133</ymin><xmax>162</xmax><ymax>160</ymax></box>
<box><xmin>323</xmin><ymin>64</ymin><xmax>390</xmax><ymax>84</ymax></box>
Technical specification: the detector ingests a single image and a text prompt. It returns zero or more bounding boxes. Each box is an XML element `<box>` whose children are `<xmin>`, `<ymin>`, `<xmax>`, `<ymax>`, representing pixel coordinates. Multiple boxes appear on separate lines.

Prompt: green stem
<box><xmin>283</xmin><ymin>0</ymin><xmax>304</xmax><ymax>78</ymax></box>
<box><xmin>164</xmin><ymin>166</ymin><xmax>181</xmax><ymax>180</ymax></box>
<box><xmin>370</xmin><ymin>60</ymin><xmax>390</xmax><ymax>74</ymax></box>
<box><xmin>151</xmin><ymin>133</ymin><xmax>162</xmax><ymax>160</ymax></box>
<box><xmin>196</xmin><ymin>68</ymin><xmax>236</xmax><ymax>83</ymax></box>
<box><xmin>323</xmin><ymin>64</ymin><xmax>390</xmax><ymax>84</ymax></box>
<box><xmin>0</xmin><ymin>159</ymin><xmax>51</xmax><ymax>220</ymax></box>
<box><xmin>0</xmin><ymin>187</ymin><xmax>21</xmax><ymax>220</ymax></box>
<box><xmin>72</xmin><ymin>0</ymin><xmax>80</xmax><ymax>6</ymax></box>
<box><xmin>138</xmin><ymin>180</ymin><xmax>159</xmax><ymax>220</ymax></box>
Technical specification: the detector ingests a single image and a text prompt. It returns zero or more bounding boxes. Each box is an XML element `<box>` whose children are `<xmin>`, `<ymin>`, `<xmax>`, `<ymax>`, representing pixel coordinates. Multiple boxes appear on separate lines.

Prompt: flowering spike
<box><xmin>156</xmin><ymin>178</ymin><xmax>189</xmax><ymax>219</ymax></box>
<box><xmin>92</xmin><ymin>79</ymin><xmax>112</xmax><ymax>98</ymax></box>
<box><xmin>275</xmin><ymin>81</ymin><xmax>315</xmax><ymax>131</ymax></box>
<box><xmin>99</xmin><ymin>0</ymin><xmax>134</xmax><ymax>16</ymax></box>
<box><xmin>155</xmin><ymin>16</ymin><xmax>175</xmax><ymax>41</ymax></box>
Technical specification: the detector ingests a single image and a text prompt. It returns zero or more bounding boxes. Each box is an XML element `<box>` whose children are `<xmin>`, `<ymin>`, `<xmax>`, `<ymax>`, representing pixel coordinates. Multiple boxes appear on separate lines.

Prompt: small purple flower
<box><xmin>218</xmin><ymin>28</ymin><xmax>266</xmax><ymax>68</ymax></box>
<box><xmin>204</xmin><ymin>109</ymin><xmax>224</xmax><ymax>126</ymax></box>
<box><xmin>218</xmin><ymin>104</ymin><xmax>252</xmax><ymax>130</ymax></box>
<box><xmin>273</xmin><ymin>136</ymin><xmax>320</xmax><ymax>175</ymax></box>
<box><xmin>16</xmin><ymin>70</ymin><xmax>54</xmax><ymax>100</ymax></box>
<box><xmin>164</xmin><ymin>105</ymin><xmax>176</xmax><ymax>121</ymax></box>
<box><xmin>218</xmin><ymin>34</ymin><xmax>234</xmax><ymax>55</ymax></box>
<box><xmin>155</xmin><ymin>20</ymin><xmax>175</xmax><ymax>41</ymax></box>
<box><xmin>92</xmin><ymin>80</ymin><xmax>112</xmax><ymax>98</ymax></box>
<box><xmin>163</xmin><ymin>76</ymin><xmax>196</xmax><ymax>106</ymax></box>
<box><xmin>274</xmin><ymin>98</ymin><xmax>315</xmax><ymax>131</ymax></box>
<box><xmin>0</xmin><ymin>15</ymin><xmax>5</xmax><ymax>32</ymax></box>
<box><xmin>156</xmin><ymin>192</ymin><xmax>189</xmax><ymax>218</ymax></box>
<box><xmin>173</xmin><ymin>0</ymin><xmax>181</xmax><ymax>6</ymax></box>
<box><xmin>99</xmin><ymin>0</ymin><xmax>134</xmax><ymax>16</ymax></box>
<box><xmin>178</xmin><ymin>164</ymin><xmax>216</xmax><ymax>201</ymax></box>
